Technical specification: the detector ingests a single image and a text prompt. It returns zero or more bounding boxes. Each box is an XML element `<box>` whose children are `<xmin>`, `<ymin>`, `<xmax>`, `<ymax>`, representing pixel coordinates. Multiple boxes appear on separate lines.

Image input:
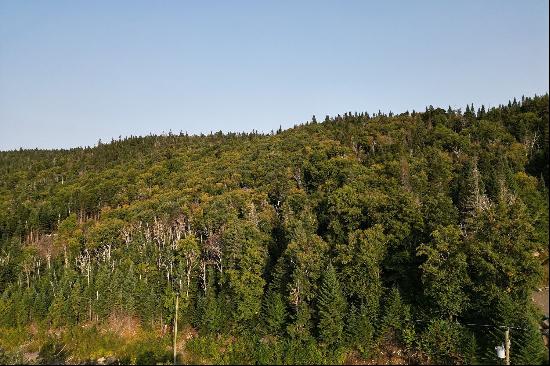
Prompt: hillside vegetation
<box><xmin>0</xmin><ymin>95</ymin><xmax>548</xmax><ymax>364</ymax></box>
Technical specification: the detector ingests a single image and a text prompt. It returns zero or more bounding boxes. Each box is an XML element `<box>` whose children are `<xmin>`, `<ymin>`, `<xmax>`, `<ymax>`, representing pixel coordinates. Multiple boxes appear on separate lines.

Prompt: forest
<box><xmin>0</xmin><ymin>94</ymin><xmax>548</xmax><ymax>364</ymax></box>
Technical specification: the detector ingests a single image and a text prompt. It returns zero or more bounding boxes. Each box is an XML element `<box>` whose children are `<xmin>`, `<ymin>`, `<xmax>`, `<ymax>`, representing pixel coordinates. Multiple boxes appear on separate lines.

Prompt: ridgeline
<box><xmin>0</xmin><ymin>95</ymin><xmax>548</xmax><ymax>364</ymax></box>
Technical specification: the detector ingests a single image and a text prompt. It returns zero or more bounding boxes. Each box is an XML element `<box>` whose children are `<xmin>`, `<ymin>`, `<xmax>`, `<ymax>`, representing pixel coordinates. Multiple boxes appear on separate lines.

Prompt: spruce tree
<box><xmin>378</xmin><ymin>287</ymin><xmax>414</xmax><ymax>348</ymax></box>
<box><xmin>263</xmin><ymin>290</ymin><xmax>287</xmax><ymax>335</ymax></box>
<box><xmin>346</xmin><ymin>304</ymin><xmax>375</xmax><ymax>358</ymax></box>
<box><xmin>316</xmin><ymin>263</ymin><xmax>346</xmax><ymax>347</ymax></box>
<box><xmin>514</xmin><ymin>320</ymin><xmax>547</xmax><ymax>365</ymax></box>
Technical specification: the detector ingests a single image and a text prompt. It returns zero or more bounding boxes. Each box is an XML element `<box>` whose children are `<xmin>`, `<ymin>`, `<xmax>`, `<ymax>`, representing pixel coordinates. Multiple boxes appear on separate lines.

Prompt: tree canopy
<box><xmin>0</xmin><ymin>94</ymin><xmax>548</xmax><ymax>364</ymax></box>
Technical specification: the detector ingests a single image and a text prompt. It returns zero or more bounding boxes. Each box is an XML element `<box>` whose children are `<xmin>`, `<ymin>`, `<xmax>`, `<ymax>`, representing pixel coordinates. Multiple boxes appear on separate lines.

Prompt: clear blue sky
<box><xmin>1</xmin><ymin>0</ymin><xmax>548</xmax><ymax>150</ymax></box>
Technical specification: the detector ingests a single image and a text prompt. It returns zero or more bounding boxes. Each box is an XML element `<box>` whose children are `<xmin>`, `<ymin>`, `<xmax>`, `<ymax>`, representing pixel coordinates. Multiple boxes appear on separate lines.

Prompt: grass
<box><xmin>0</xmin><ymin>322</ymin><xmax>174</xmax><ymax>364</ymax></box>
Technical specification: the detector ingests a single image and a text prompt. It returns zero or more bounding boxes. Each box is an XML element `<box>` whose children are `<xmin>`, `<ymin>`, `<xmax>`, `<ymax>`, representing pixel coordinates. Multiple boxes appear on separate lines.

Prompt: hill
<box><xmin>0</xmin><ymin>94</ymin><xmax>548</xmax><ymax>364</ymax></box>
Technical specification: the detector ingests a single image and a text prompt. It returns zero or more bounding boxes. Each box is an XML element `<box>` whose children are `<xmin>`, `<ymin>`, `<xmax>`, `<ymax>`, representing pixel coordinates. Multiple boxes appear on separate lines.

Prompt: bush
<box><xmin>185</xmin><ymin>334</ymin><xmax>224</xmax><ymax>364</ymax></box>
<box><xmin>419</xmin><ymin>319</ymin><xmax>472</xmax><ymax>365</ymax></box>
<box><xmin>282</xmin><ymin>337</ymin><xmax>326</xmax><ymax>365</ymax></box>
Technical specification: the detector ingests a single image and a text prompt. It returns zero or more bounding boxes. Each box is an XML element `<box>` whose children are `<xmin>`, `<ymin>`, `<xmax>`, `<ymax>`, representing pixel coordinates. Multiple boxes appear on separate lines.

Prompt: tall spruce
<box><xmin>316</xmin><ymin>262</ymin><xmax>346</xmax><ymax>347</ymax></box>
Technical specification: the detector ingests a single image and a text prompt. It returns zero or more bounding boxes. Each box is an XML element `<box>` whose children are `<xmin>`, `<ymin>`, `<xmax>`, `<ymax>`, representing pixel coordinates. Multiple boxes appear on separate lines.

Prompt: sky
<box><xmin>0</xmin><ymin>0</ymin><xmax>548</xmax><ymax>150</ymax></box>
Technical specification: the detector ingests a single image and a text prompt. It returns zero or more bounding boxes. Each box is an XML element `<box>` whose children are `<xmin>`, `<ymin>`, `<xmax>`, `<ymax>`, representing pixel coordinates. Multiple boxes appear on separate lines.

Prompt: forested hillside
<box><xmin>0</xmin><ymin>95</ymin><xmax>548</xmax><ymax>364</ymax></box>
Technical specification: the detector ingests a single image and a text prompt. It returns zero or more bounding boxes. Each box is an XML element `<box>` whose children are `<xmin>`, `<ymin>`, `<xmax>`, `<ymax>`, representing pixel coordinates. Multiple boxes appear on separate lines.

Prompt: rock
<box><xmin>105</xmin><ymin>356</ymin><xmax>118</xmax><ymax>365</ymax></box>
<box><xmin>96</xmin><ymin>356</ymin><xmax>118</xmax><ymax>365</ymax></box>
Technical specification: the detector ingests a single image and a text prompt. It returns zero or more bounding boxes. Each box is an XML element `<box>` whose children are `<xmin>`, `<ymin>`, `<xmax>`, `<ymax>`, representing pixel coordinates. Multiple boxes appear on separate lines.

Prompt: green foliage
<box><xmin>337</xmin><ymin>225</ymin><xmax>386</xmax><ymax>314</ymax></box>
<box><xmin>185</xmin><ymin>334</ymin><xmax>225</xmax><ymax>364</ymax></box>
<box><xmin>345</xmin><ymin>304</ymin><xmax>375</xmax><ymax>358</ymax></box>
<box><xmin>316</xmin><ymin>263</ymin><xmax>347</xmax><ymax>347</ymax></box>
<box><xmin>255</xmin><ymin>337</ymin><xmax>284</xmax><ymax>365</ymax></box>
<box><xmin>419</xmin><ymin>319</ymin><xmax>472</xmax><ymax>365</ymax></box>
<box><xmin>197</xmin><ymin>288</ymin><xmax>224</xmax><ymax>334</ymax></box>
<box><xmin>0</xmin><ymin>94</ymin><xmax>547</xmax><ymax>363</ymax></box>
<box><xmin>282</xmin><ymin>337</ymin><xmax>326</xmax><ymax>365</ymax></box>
<box><xmin>514</xmin><ymin>320</ymin><xmax>547</xmax><ymax>365</ymax></box>
<box><xmin>222</xmin><ymin>220</ymin><xmax>268</xmax><ymax>324</ymax></box>
<box><xmin>120</xmin><ymin>336</ymin><xmax>171</xmax><ymax>365</ymax></box>
<box><xmin>378</xmin><ymin>287</ymin><xmax>415</xmax><ymax>349</ymax></box>
<box><xmin>263</xmin><ymin>290</ymin><xmax>287</xmax><ymax>335</ymax></box>
<box><xmin>417</xmin><ymin>225</ymin><xmax>470</xmax><ymax>319</ymax></box>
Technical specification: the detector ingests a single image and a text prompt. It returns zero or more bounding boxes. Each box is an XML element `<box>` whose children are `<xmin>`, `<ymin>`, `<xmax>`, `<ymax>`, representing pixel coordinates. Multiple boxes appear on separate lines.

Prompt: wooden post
<box><xmin>505</xmin><ymin>327</ymin><xmax>510</xmax><ymax>365</ymax></box>
<box><xmin>173</xmin><ymin>294</ymin><xmax>179</xmax><ymax>365</ymax></box>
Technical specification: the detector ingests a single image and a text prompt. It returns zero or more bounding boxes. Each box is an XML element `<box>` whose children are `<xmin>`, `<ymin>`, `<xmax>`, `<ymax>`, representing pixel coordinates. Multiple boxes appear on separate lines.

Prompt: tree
<box><xmin>458</xmin><ymin>158</ymin><xmax>486</xmax><ymax>231</ymax></box>
<box><xmin>345</xmin><ymin>304</ymin><xmax>375</xmax><ymax>358</ymax></box>
<box><xmin>316</xmin><ymin>263</ymin><xmax>346</xmax><ymax>347</ymax></box>
<box><xmin>222</xmin><ymin>220</ymin><xmax>268</xmax><ymax>323</ymax></box>
<box><xmin>417</xmin><ymin>225</ymin><xmax>470</xmax><ymax>319</ymax></box>
<box><xmin>263</xmin><ymin>290</ymin><xmax>287</xmax><ymax>335</ymax></box>
<box><xmin>378</xmin><ymin>287</ymin><xmax>414</xmax><ymax>348</ymax></box>
<box><xmin>419</xmin><ymin>319</ymin><xmax>468</xmax><ymax>364</ymax></box>
<box><xmin>467</xmin><ymin>188</ymin><xmax>542</xmax><ymax>314</ymax></box>
<box><xmin>197</xmin><ymin>269</ymin><xmax>223</xmax><ymax>333</ymax></box>
<box><xmin>336</xmin><ymin>225</ymin><xmax>387</xmax><ymax>316</ymax></box>
<box><xmin>176</xmin><ymin>234</ymin><xmax>200</xmax><ymax>300</ymax></box>
<box><xmin>55</xmin><ymin>213</ymin><xmax>82</xmax><ymax>268</ymax></box>
<box><xmin>514</xmin><ymin>319</ymin><xmax>547</xmax><ymax>365</ymax></box>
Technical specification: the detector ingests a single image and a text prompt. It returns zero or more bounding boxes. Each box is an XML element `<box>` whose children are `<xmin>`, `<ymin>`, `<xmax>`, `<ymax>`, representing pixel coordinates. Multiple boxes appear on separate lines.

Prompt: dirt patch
<box><xmin>27</xmin><ymin>323</ymin><xmax>39</xmax><ymax>336</ymax></box>
<box><xmin>344</xmin><ymin>345</ymin><xmax>424</xmax><ymax>365</ymax></box>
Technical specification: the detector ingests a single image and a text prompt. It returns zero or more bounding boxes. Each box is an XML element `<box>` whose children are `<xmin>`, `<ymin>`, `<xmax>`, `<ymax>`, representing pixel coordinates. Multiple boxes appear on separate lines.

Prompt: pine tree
<box><xmin>316</xmin><ymin>263</ymin><xmax>346</xmax><ymax>347</ymax></box>
<box><xmin>378</xmin><ymin>287</ymin><xmax>414</xmax><ymax>347</ymax></box>
<box><xmin>263</xmin><ymin>290</ymin><xmax>287</xmax><ymax>335</ymax></box>
<box><xmin>459</xmin><ymin>158</ymin><xmax>486</xmax><ymax>231</ymax></box>
<box><xmin>287</xmin><ymin>301</ymin><xmax>313</xmax><ymax>340</ymax></box>
<box><xmin>196</xmin><ymin>268</ymin><xmax>223</xmax><ymax>333</ymax></box>
<box><xmin>478</xmin><ymin>105</ymin><xmax>486</xmax><ymax>118</ymax></box>
<box><xmin>417</xmin><ymin>225</ymin><xmax>470</xmax><ymax>319</ymax></box>
<box><xmin>345</xmin><ymin>304</ymin><xmax>375</xmax><ymax>358</ymax></box>
<box><xmin>514</xmin><ymin>320</ymin><xmax>547</xmax><ymax>365</ymax></box>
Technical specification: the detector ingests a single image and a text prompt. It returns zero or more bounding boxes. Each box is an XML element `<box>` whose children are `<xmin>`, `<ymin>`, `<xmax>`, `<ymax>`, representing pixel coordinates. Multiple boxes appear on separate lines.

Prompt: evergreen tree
<box><xmin>458</xmin><ymin>157</ymin><xmax>486</xmax><ymax>231</ymax></box>
<box><xmin>417</xmin><ymin>225</ymin><xmax>470</xmax><ymax>319</ymax></box>
<box><xmin>345</xmin><ymin>304</ymin><xmax>375</xmax><ymax>358</ymax></box>
<box><xmin>316</xmin><ymin>263</ymin><xmax>346</xmax><ymax>347</ymax></box>
<box><xmin>378</xmin><ymin>287</ymin><xmax>414</xmax><ymax>348</ymax></box>
<box><xmin>0</xmin><ymin>93</ymin><xmax>547</xmax><ymax>363</ymax></box>
<box><xmin>198</xmin><ymin>286</ymin><xmax>223</xmax><ymax>333</ymax></box>
<box><xmin>514</xmin><ymin>320</ymin><xmax>547</xmax><ymax>365</ymax></box>
<box><xmin>263</xmin><ymin>290</ymin><xmax>287</xmax><ymax>335</ymax></box>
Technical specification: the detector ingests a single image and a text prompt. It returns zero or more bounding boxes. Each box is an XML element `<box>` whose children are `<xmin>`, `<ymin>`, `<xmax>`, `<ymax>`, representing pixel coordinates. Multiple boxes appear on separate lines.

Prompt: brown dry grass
<box><xmin>175</xmin><ymin>325</ymin><xmax>198</xmax><ymax>362</ymax></box>
<box><xmin>344</xmin><ymin>342</ymin><xmax>427</xmax><ymax>365</ymax></box>
<box><xmin>27</xmin><ymin>322</ymin><xmax>39</xmax><ymax>336</ymax></box>
<box><xmin>101</xmin><ymin>313</ymin><xmax>142</xmax><ymax>340</ymax></box>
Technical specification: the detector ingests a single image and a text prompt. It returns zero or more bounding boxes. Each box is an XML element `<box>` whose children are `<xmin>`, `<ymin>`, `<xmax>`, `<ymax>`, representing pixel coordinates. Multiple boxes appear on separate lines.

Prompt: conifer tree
<box><xmin>378</xmin><ymin>287</ymin><xmax>414</xmax><ymax>348</ymax></box>
<box><xmin>263</xmin><ymin>290</ymin><xmax>287</xmax><ymax>335</ymax></box>
<box><xmin>345</xmin><ymin>304</ymin><xmax>375</xmax><ymax>358</ymax></box>
<box><xmin>316</xmin><ymin>263</ymin><xmax>346</xmax><ymax>347</ymax></box>
<box><xmin>458</xmin><ymin>158</ymin><xmax>486</xmax><ymax>231</ymax></box>
<box><xmin>417</xmin><ymin>225</ymin><xmax>470</xmax><ymax>319</ymax></box>
<box><xmin>514</xmin><ymin>320</ymin><xmax>547</xmax><ymax>365</ymax></box>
